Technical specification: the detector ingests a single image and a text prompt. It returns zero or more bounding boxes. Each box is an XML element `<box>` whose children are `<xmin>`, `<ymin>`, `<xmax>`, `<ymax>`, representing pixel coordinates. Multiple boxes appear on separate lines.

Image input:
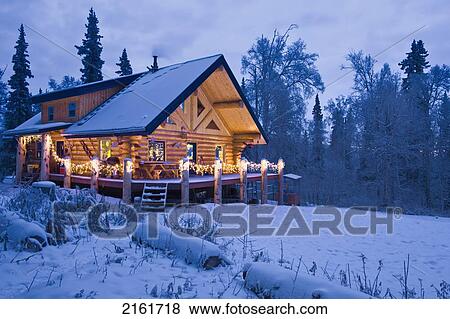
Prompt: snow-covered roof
<box><xmin>64</xmin><ymin>54</ymin><xmax>224</xmax><ymax>136</ymax></box>
<box><xmin>63</xmin><ymin>54</ymin><xmax>266</xmax><ymax>139</ymax></box>
<box><xmin>2</xmin><ymin>113</ymin><xmax>71</xmax><ymax>137</ymax></box>
<box><xmin>4</xmin><ymin>54</ymin><xmax>267</xmax><ymax>141</ymax></box>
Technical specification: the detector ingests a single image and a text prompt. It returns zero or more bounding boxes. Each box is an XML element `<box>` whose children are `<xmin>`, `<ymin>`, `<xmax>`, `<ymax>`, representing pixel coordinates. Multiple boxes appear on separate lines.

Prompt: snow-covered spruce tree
<box><xmin>75</xmin><ymin>8</ymin><xmax>104</xmax><ymax>83</ymax></box>
<box><xmin>48</xmin><ymin>75</ymin><xmax>81</xmax><ymax>91</ymax></box>
<box><xmin>115</xmin><ymin>48</ymin><xmax>132</xmax><ymax>76</ymax></box>
<box><xmin>310</xmin><ymin>94</ymin><xmax>325</xmax><ymax>203</ymax></box>
<box><xmin>1</xmin><ymin>25</ymin><xmax>34</xmax><ymax>175</ymax></box>
<box><xmin>399</xmin><ymin>39</ymin><xmax>433</xmax><ymax>208</ymax></box>
<box><xmin>4</xmin><ymin>24</ymin><xmax>34</xmax><ymax>131</ymax></box>
<box><xmin>0</xmin><ymin>67</ymin><xmax>8</xmax><ymax>129</ymax></box>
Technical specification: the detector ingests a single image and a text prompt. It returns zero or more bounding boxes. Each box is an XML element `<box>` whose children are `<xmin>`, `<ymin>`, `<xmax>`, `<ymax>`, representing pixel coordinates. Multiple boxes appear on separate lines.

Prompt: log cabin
<box><xmin>4</xmin><ymin>54</ymin><xmax>284</xmax><ymax>205</ymax></box>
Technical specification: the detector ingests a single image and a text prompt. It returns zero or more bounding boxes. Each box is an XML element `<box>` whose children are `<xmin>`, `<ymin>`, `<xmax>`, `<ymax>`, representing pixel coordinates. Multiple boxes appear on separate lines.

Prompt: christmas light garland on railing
<box><xmin>178</xmin><ymin>160</ymin><xmax>279</xmax><ymax>176</ymax></box>
<box><xmin>23</xmin><ymin>135</ymin><xmax>278</xmax><ymax>179</ymax></box>
<box><xmin>49</xmin><ymin>142</ymin><xmax>124</xmax><ymax>177</ymax></box>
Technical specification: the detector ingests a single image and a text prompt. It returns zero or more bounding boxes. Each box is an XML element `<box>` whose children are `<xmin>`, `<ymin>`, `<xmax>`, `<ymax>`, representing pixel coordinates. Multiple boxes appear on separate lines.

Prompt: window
<box><xmin>36</xmin><ymin>141</ymin><xmax>42</xmax><ymax>159</ymax></box>
<box><xmin>186</xmin><ymin>142</ymin><xmax>197</xmax><ymax>162</ymax></box>
<box><xmin>99</xmin><ymin>139</ymin><xmax>112</xmax><ymax>160</ymax></box>
<box><xmin>68</xmin><ymin>103</ymin><xmax>76</xmax><ymax>117</ymax></box>
<box><xmin>197</xmin><ymin>100</ymin><xmax>205</xmax><ymax>117</ymax></box>
<box><xmin>56</xmin><ymin>141</ymin><xmax>65</xmax><ymax>158</ymax></box>
<box><xmin>206</xmin><ymin>120</ymin><xmax>220</xmax><ymax>130</ymax></box>
<box><xmin>149</xmin><ymin>141</ymin><xmax>165</xmax><ymax>162</ymax></box>
<box><xmin>180</xmin><ymin>101</ymin><xmax>185</xmax><ymax>112</ymax></box>
<box><xmin>48</xmin><ymin>106</ymin><xmax>54</xmax><ymax>121</ymax></box>
<box><xmin>215</xmin><ymin>145</ymin><xmax>224</xmax><ymax>161</ymax></box>
<box><xmin>166</xmin><ymin>116</ymin><xmax>175</xmax><ymax>124</ymax></box>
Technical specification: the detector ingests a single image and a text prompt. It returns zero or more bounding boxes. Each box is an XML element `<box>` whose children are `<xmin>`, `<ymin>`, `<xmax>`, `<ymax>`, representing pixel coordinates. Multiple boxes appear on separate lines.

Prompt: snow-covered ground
<box><xmin>0</xmin><ymin>185</ymin><xmax>449</xmax><ymax>299</ymax></box>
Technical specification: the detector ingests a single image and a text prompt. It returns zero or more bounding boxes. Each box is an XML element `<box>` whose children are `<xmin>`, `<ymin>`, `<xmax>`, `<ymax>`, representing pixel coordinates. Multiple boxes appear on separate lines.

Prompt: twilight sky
<box><xmin>0</xmin><ymin>0</ymin><xmax>449</xmax><ymax>112</ymax></box>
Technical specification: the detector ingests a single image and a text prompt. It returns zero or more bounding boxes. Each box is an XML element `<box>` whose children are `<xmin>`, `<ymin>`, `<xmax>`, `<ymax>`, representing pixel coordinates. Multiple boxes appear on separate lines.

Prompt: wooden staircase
<box><xmin>140</xmin><ymin>183</ymin><xmax>168</xmax><ymax>212</ymax></box>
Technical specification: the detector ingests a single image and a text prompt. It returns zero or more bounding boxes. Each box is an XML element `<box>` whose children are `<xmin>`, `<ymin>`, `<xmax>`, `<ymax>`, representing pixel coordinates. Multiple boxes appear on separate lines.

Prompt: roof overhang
<box><xmin>2</xmin><ymin>113</ymin><xmax>71</xmax><ymax>138</ymax></box>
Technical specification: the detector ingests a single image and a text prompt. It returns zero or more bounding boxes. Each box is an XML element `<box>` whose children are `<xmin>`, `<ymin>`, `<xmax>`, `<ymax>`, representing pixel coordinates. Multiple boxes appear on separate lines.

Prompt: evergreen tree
<box><xmin>75</xmin><ymin>8</ymin><xmax>104</xmax><ymax>83</ymax></box>
<box><xmin>310</xmin><ymin>94</ymin><xmax>325</xmax><ymax>203</ymax></box>
<box><xmin>399</xmin><ymin>39</ymin><xmax>430</xmax><ymax>89</ymax></box>
<box><xmin>0</xmin><ymin>67</ymin><xmax>8</xmax><ymax>129</ymax></box>
<box><xmin>4</xmin><ymin>24</ymin><xmax>34</xmax><ymax>130</ymax></box>
<box><xmin>399</xmin><ymin>40</ymin><xmax>433</xmax><ymax>207</ymax></box>
<box><xmin>1</xmin><ymin>25</ymin><xmax>34</xmax><ymax>176</ymax></box>
<box><xmin>115</xmin><ymin>48</ymin><xmax>132</xmax><ymax>76</ymax></box>
<box><xmin>311</xmin><ymin>94</ymin><xmax>324</xmax><ymax>164</ymax></box>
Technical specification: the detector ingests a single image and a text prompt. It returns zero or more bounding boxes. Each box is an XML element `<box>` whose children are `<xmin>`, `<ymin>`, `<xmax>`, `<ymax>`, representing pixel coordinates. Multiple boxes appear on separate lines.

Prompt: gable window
<box><xmin>99</xmin><ymin>139</ymin><xmax>112</xmax><ymax>160</ymax></box>
<box><xmin>197</xmin><ymin>100</ymin><xmax>205</xmax><ymax>117</ymax></box>
<box><xmin>166</xmin><ymin>116</ymin><xmax>175</xmax><ymax>124</ymax></box>
<box><xmin>206</xmin><ymin>120</ymin><xmax>220</xmax><ymax>130</ymax></box>
<box><xmin>48</xmin><ymin>106</ymin><xmax>54</xmax><ymax>121</ymax></box>
<box><xmin>68</xmin><ymin>102</ymin><xmax>76</xmax><ymax>117</ymax></box>
<box><xmin>215</xmin><ymin>145</ymin><xmax>224</xmax><ymax>161</ymax></box>
<box><xmin>149</xmin><ymin>141</ymin><xmax>165</xmax><ymax>162</ymax></box>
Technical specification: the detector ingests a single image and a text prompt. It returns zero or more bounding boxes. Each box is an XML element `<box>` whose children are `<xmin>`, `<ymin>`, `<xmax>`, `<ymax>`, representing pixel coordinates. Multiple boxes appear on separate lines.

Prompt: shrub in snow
<box><xmin>6</xmin><ymin>186</ymin><xmax>53</xmax><ymax>225</ymax></box>
<box><xmin>243</xmin><ymin>262</ymin><xmax>369</xmax><ymax>299</ymax></box>
<box><xmin>167</xmin><ymin>205</ymin><xmax>220</xmax><ymax>243</ymax></box>
<box><xmin>133</xmin><ymin>221</ymin><xmax>232</xmax><ymax>269</ymax></box>
<box><xmin>55</xmin><ymin>187</ymin><xmax>97</xmax><ymax>211</ymax></box>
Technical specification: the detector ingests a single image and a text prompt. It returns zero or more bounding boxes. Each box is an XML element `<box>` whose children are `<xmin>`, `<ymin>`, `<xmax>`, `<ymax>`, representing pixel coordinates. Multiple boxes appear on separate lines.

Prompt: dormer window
<box><xmin>48</xmin><ymin>106</ymin><xmax>54</xmax><ymax>121</ymax></box>
<box><xmin>68</xmin><ymin>103</ymin><xmax>76</xmax><ymax>117</ymax></box>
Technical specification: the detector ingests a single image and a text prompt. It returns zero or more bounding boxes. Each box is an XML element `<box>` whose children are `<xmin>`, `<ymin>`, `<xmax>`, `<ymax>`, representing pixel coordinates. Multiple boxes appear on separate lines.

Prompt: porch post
<box><xmin>39</xmin><ymin>133</ymin><xmax>50</xmax><ymax>181</ymax></box>
<box><xmin>122</xmin><ymin>158</ymin><xmax>132</xmax><ymax>203</ymax></box>
<box><xmin>277</xmin><ymin>158</ymin><xmax>285</xmax><ymax>205</ymax></box>
<box><xmin>15</xmin><ymin>136</ymin><xmax>25</xmax><ymax>184</ymax></box>
<box><xmin>63</xmin><ymin>156</ymin><xmax>71</xmax><ymax>188</ymax></box>
<box><xmin>214</xmin><ymin>159</ymin><xmax>222</xmax><ymax>204</ymax></box>
<box><xmin>239</xmin><ymin>158</ymin><xmax>248</xmax><ymax>203</ymax></box>
<box><xmin>261</xmin><ymin>159</ymin><xmax>268</xmax><ymax>204</ymax></box>
<box><xmin>90</xmin><ymin>156</ymin><xmax>99</xmax><ymax>191</ymax></box>
<box><xmin>180</xmin><ymin>158</ymin><xmax>189</xmax><ymax>205</ymax></box>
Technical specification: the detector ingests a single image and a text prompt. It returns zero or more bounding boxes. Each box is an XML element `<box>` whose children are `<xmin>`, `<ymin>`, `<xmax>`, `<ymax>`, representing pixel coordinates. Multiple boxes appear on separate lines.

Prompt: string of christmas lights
<box><xmin>22</xmin><ymin>135</ymin><xmax>279</xmax><ymax>179</ymax></box>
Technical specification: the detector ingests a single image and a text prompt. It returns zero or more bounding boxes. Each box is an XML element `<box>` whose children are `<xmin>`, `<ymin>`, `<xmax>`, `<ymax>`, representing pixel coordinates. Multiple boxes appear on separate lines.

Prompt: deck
<box><xmin>49</xmin><ymin>172</ymin><xmax>278</xmax><ymax>192</ymax></box>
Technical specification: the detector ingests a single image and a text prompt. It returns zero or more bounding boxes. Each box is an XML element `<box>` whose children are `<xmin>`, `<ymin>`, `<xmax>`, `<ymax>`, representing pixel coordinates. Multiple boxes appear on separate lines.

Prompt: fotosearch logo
<box><xmin>86</xmin><ymin>204</ymin><xmax>400</xmax><ymax>239</ymax></box>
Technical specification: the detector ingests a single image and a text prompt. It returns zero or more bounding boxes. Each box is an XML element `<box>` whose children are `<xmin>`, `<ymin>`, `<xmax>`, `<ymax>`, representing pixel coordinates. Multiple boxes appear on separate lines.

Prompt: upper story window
<box><xmin>48</xmin><ymin>106</ymin><xmax>54</xmax><ymax>121</ymax></box>
<box><xmin>68</xmin><ymin>103</ymin><xmax>76</xmax><ymax>117</ymax></box>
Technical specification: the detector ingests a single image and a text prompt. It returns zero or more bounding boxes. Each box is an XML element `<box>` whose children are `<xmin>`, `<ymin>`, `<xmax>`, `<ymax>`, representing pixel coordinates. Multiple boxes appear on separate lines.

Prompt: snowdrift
<box><xmin>243</xmin><ymin>262</ymin><xmax>369</xmax><ymax>299</ymax></box>
<box><xmin>133</xmin><ymin>222</ymin><xmax>232</xmax><ymax>269</ymax></box>
<box><xmin>5</xmin><ymin>218</ymin><xmax>49</xmax><ymax>251</ymax></box>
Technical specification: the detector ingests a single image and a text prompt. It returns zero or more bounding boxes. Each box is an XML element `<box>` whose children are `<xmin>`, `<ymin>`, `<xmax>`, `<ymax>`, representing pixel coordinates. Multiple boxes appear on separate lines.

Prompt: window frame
<box><xmin>148</xmin><ymin>140</ymin><xmax>166</xmax><ymax>162</ymax></box>
<box><xmin>99</xmin><ymin>139</ymin><xmax>112</xmax><ymax>160</ymax></box>
<box><xmin>68</xmin><ymin>102</ymin><xmax>77</xmax><ymax>118</ymax></box>
<box><xmin>186</xmin><ymin>142</ymin><xmax>197</xmax><ymax>163</ymax></box>
<box><xmin>215</xmin><ymin>145</ymin><xmax>224</xmax><ymax>161</ymax></box>
<box><xmin>48</xmin><ymin>106</ymin><xmax>54</xmax><ymax>121</ymax></box>
<box><xmin>56</xmin><ymin>141</ymin><xmax>65</xmax><ymax>158</ymax></box>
